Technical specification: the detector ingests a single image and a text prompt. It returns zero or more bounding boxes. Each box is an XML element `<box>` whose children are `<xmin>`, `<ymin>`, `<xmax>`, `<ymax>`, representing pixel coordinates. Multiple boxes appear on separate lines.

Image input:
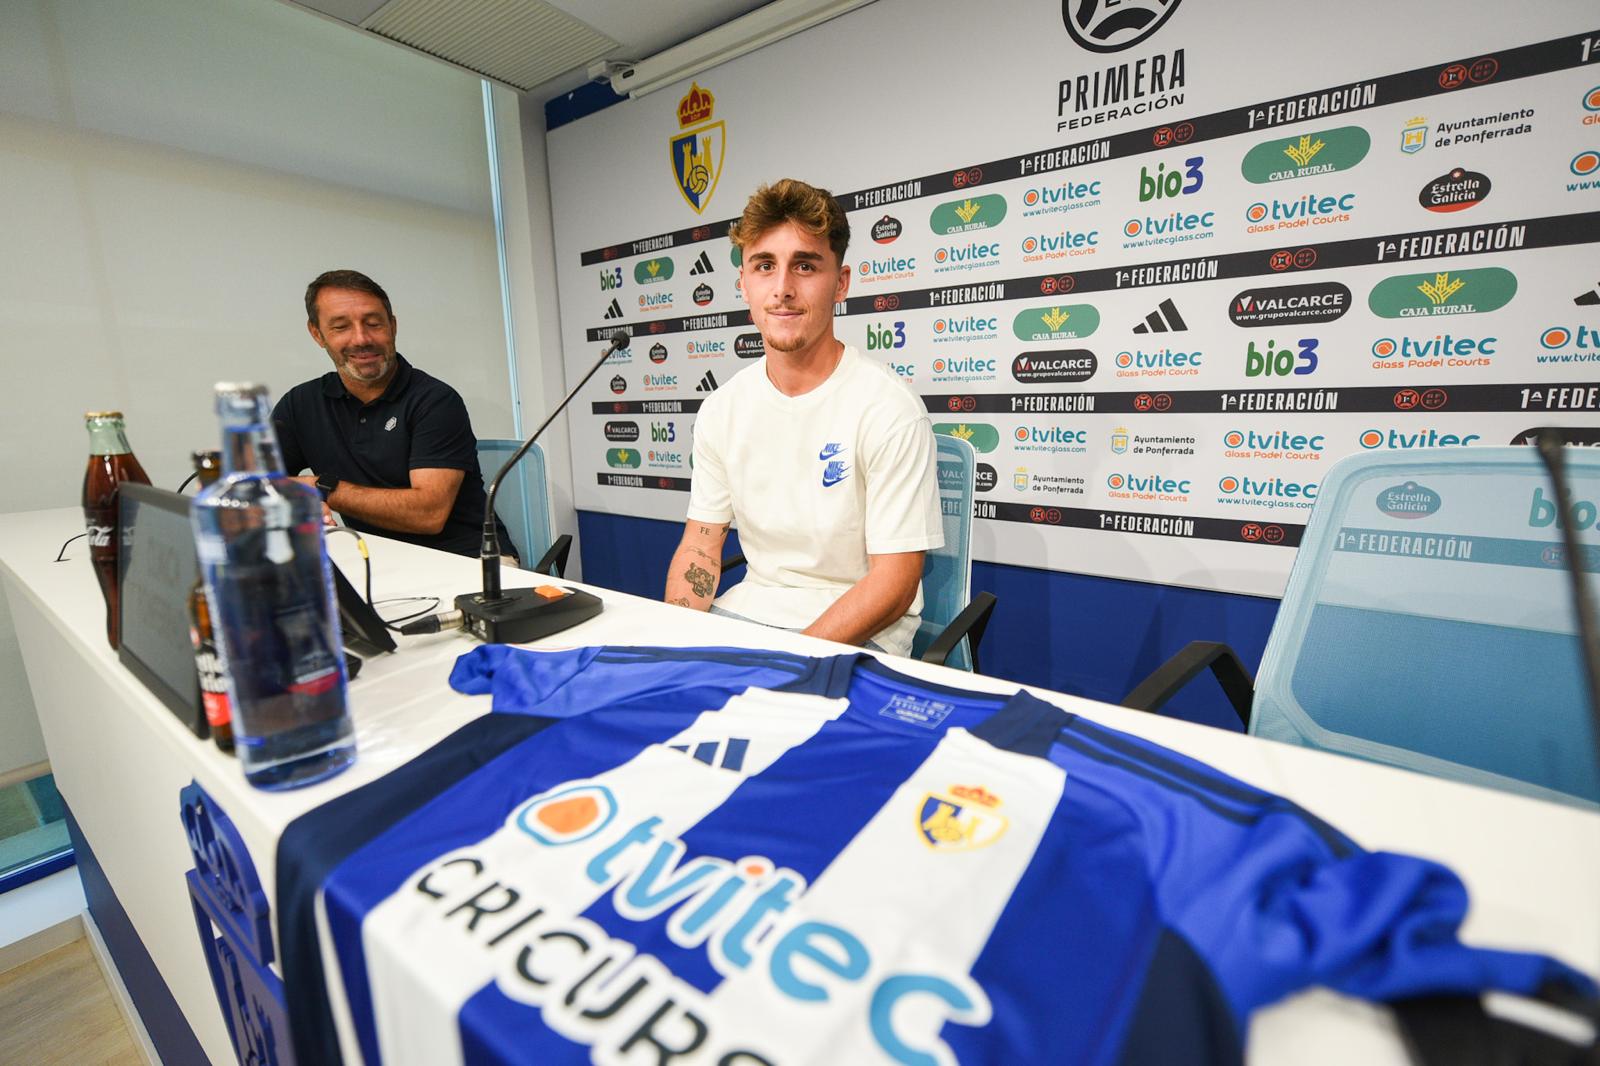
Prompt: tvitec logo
<box><xmin>1020</xmin><ymin>229</ymin><xmax>1099</xmax><ymax>261</ymax></box>
<box><xmin>1222</xmin><ymin>428</ymin><xmax>1325</xmax><ymax>460</ymax></box>
<box><xmin>929</xmin><ymin>355</ymin><xmax>998</xmax><ymax>383</ymax></box>
<box><xmin>856</xmin><ymin>254</ymin><xmax>916</xmax><ymax>284</ymax></box>
<box><xmin>1243</xmin><ymin>191</ymin><xmax>1356</xmax><ymax>232</ymax></box>
<box><xmin>1244</xmin><ymin>337</ymin><xmax>1320</xmax><ymax>377</ymax></box>
<box><xmin>1358</xmin><ymin>427</ymin><xmax>1480</xmax><ymax>450</ymax></box>
<box><xmin>1121</xmin><ymin>209</ymin><xmax>1214</xmax><ymax>248</ymax></box>
<box><xmin>933</xmin><ymin>240</ymin><xmax>1001</xmax><ymax>273</ymax></box>
<box><xmin>1138</xmin><ymin>156</ymin><xmax>1203</xmax><ymax>200</ymax></box>
<box><xmin>1012</xmin><ymin>424</ymin><xmax>1088</xmax><ymax>454</ymax></box>
<box><xmin>685</xmin><ymin>338</ymin><xmax>726</xmax><ymax>358</ymax></box>
<box><xmin>1216</xmin><ymin>474</ymin><xmax>1318</xmax><ymax>509</ymax></box>
<box><xmin>640</xmin><ymin>372</ymin><xmax>678</xmax><ymax>392</ymax></box>
<box><xmin>1106</xmin><ymin>471</ymin><xmax>1192</xmax><ymax>503</ymax></box>
<box><xmin>1021</xmin><ymin>179</ymin><xmax>1103</xmax><ymax>216</ymax></box>
<box><xmin>1537</xmin><ymin>324</ymin><xmax>1600</xmax><ymax>365</ymax></box>
<box><xmin>599</xmin><ymin>265</ymin><xmax>623</xmax><ymax>291</ymax></box>
<box><xmin>1370</xmin><ymin>332</ymin><xmax>1496</xmax><ymax>369</ymax></box>
<box><xmin>933</xmin><ymin>314</ymin><xmax>999</xmax><ymax>343</ymax></box>
<box><xmin>1114</xmin><ymin>345</ymin><xmax>1202</xmax><ymax>378</ymax></box>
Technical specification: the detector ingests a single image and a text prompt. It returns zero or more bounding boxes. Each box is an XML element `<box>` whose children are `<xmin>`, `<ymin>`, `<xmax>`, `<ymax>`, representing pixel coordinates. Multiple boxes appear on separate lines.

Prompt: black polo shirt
<box><xmin>272</xmin><ymin>354</ymin><xmax>508</xmax><ymax>558</ymax></box>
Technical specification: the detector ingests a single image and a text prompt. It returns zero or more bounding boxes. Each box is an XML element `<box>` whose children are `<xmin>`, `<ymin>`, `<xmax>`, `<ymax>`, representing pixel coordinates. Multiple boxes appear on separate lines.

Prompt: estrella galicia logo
<box><xmin>819</xmin><ymin>443</ymin><xmax>849</xmax><ymax>487</ymax></box>
<box><xmin>648</xmin><ymin>342</ymin><xmax>668</xmax><ymax>363</ymax></box>
<box><xmin>692</xmin><ymin>283</ymin><xmax>713</xmax><ymax>306</ymax></box>
<box><xmin>1062</xmin><ymin>0</ymin><xmax>1183</xmax><ymax>53</ymax></box>
<box><xmin>609</xmin><ymin>374</ymin><xmax>627</xmax><ymax>394</ymax></box>
<box><xmin>1012</xmin><ymin>350</ymin><xmax>1097</xmax><ymax>383</ymax></box>
<box><xmin>1420</xmin><ymin>168</ymin><xmax>1490</xmax><ymax>212</ymax></box>
<box><xmin>603</xmin><ymin>420</ymin><xmax>639</xmax><ymax>442</ymax></box>
<box><xmin>1377</xmin><ymin>481</ymin><xmax>1442</xmax><ymax>520</ymax></box>
<box><xmin>734</xmin><ymin>332</ymin><xmax>765</xmax><ymax>358</ymax></box>
<box><xmin>872</xmin><ymin>215</ymin><xmax>903</xmax><ymax>243</ymax></box>
<box><xmin>1230</xmin><ymin>282</ymin><xmax>1351</xmax><ymax>327</ymax></box>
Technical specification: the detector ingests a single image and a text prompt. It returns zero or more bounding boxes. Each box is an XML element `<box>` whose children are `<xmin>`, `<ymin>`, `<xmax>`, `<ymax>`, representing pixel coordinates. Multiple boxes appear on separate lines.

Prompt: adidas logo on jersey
<box><xmin>1132</xmin><ymin>298</ymin><xmax>1188</xmax><ymax>333</ymax></box>
<box><xmin>667</xmin><ymin>737</ymin><xmax>749</xmax><ymax>771</ymax></box>
<box><xmin>602</xmin><ymin>299</ymin><xmax>623</xmax><ymax>320</ymax></box>
<box><xmin>696</xmin><ymin>370</ymin><xmax>719</xmax><ymax>392</ymax></box>
<box><xmin>689</xmin><ymin>250</ymin><xmax>715</xmax><ymax>275</ymax></box>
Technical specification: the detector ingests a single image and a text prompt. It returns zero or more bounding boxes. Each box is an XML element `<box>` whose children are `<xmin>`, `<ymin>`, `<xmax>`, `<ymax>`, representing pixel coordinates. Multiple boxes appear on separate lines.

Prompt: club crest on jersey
<box><xmin>918</xmin><ymin>786</ymin><xmax>1008</xmax><ymax>851</ymax></box>
<box><xmin>671</xmin><ymin>83</ymin><xmax>725</xmax><ymax>215</ymax></box>
<box><xmin>512</xmin><ymin>783</ymin><xmax>617</xmax><ymax>846</ymax></box>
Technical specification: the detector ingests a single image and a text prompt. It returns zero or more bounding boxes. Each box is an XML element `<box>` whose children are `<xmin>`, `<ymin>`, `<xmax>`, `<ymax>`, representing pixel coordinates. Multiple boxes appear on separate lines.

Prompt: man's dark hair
<box><xmin>305</xmin><ymin>270</ymin><xmax>393</xmax><ymax>326</ymax></box>
<box><xmin>728</xmin><ymin>179</ymin><xmax>850</xmax><ymax>265</ymax></box>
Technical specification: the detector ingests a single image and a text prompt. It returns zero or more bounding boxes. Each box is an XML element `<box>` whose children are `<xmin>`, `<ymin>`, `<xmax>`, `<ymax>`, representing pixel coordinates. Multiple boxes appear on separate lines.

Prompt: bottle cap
<box><xmin>191</xmin><ymin>449</ymin><xmax>222</xmax><ymax>464</ymax></box>
<box><xmin>213</xmin><ymin>382</ymin><xmax>268</xmax><ymax>398</ymax></box>
<box><xmin>83</xmin><ymin>410</ymin><xmax>124</xmax><ymax>420</ymax></box>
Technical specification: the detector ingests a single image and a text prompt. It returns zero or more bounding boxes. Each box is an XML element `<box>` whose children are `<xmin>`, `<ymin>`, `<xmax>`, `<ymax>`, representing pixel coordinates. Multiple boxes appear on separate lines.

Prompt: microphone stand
<box><xmin>450</xmin><ymin>330</ymin><xmax>631</xmax><ymax>643</ymax></box>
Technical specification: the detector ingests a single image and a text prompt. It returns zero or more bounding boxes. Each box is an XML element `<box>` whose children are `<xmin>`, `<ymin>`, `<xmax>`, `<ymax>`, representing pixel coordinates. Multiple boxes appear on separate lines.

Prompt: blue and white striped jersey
<box><xmin>275</xmin><ymin>645</ymin><xmax>1589</xmax><ymax>1066</ymax></box>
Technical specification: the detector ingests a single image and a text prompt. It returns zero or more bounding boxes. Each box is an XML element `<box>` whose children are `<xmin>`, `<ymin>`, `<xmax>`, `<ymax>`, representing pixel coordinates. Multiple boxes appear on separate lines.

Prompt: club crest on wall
<box><xmin>671</xmin><ymin>82</ymin><xmax>725</xmax><ymax>214</ymax></box>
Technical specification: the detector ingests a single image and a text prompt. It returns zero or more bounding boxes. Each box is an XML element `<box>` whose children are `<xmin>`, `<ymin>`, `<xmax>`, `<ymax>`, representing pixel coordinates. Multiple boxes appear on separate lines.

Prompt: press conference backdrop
<box><xmin>547</xmin><ymin>0</ymin><xmax>1600</xmax><ymax>598</ymax></box>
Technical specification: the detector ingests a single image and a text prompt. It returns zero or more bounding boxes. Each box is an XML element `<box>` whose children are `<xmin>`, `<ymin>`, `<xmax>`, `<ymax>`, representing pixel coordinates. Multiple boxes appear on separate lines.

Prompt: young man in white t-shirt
<box><xmin>663</xmin><ymin>178</ymin><xmax>943</xmax><ymax>656</ymax></box>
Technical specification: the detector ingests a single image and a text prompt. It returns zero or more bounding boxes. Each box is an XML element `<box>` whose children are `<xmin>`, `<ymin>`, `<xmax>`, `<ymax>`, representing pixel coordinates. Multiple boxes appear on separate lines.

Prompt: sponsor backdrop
<box><xmin>547</xmin><ymin>0</ymin><xmax>1600</xmax><ymax>600</ymax></box>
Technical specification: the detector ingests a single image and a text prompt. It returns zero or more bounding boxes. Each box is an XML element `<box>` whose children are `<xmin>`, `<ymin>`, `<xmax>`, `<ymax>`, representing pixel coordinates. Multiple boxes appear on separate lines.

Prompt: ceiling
<box><xmin>279</xmin><ymin>0</ymin><xmax>779</xmax><ymax>99</ymax></box>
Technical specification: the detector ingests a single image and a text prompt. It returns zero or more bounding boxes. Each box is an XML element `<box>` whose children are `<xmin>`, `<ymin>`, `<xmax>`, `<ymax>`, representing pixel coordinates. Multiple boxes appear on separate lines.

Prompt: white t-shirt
<box><xmin>686</xmin><ymin>345</ymin><xmax>944</xmax><ymax>656</ymax></box>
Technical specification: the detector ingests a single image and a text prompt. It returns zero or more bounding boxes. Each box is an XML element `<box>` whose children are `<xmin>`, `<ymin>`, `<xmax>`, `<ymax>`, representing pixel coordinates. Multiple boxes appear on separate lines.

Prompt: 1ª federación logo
<box><xmin>670</xmin><ymin>83</ymin><xmax>725</xmax><ymax>215</ymax></box>
<box><xmin>1368</xmin><ymin>268</ymin><xmax>1517</xmax><ymax>318</ymax></box>
<box><xmin>1013</xmin><ymin>304</ymin><xmax>1101</xmax><ymax>341</ymax></box>
<box><xmin>1062</xmin><ymin>0</ymin><xmax>1184</xmax><ymax>53</ymax></box>
<box><xmin>1241</xmin><ymin>126</ymin><xmax>1370</xmax><ymax>183</ymax></box>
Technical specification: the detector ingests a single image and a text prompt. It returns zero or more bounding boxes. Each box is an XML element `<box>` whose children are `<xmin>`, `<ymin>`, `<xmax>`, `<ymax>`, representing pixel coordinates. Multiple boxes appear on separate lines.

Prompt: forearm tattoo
<box><xmin>685</xmin><ymin>562</ymin><xmax>714</xmax><ymax>599</ymax></box>
<box><xmin>671</xmin><ymin>597</ymin><xmax>691</xmax><ymax>607</ymax></box>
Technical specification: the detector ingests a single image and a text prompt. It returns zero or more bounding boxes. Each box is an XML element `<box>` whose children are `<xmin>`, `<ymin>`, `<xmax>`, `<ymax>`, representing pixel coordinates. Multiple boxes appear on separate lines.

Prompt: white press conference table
<box><xmin>0</xmin><ymin>505</ymin><xmax>1595</xmax><ymax>1066</ymax></box>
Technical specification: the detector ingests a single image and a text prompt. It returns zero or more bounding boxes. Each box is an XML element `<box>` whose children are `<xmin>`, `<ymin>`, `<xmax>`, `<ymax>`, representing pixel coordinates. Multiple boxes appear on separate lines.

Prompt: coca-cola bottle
<box><xmin>82</xmin><ymin>411</ymin><xmax>151</xmax><ymax>649</ymax></box>
<box><xmin>187</xmin><ymin>451</ymin><xmax>233</xmax><ymax>753</ymax></box>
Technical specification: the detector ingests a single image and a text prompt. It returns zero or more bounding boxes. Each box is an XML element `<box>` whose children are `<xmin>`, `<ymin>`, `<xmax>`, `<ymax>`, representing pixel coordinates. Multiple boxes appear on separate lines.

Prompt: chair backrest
<box><xmin>476</xmin><ymin>439</ymin><xmax>555</xmax><ymax>570</ymax></box>
<box><xmin>910</xmin><ymin>434</ymin><xmax>977</xmax><ymax>670</ymax></box>
<box><xmin>1251</xmin><ymin>446</ymin><xmax>1599</xmax><ymax>808</ymax></box>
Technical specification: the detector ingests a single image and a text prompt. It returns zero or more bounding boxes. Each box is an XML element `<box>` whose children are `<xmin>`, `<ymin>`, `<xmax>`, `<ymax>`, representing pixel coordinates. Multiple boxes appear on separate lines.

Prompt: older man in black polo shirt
<box><xmin>273</xmin><ymin>270</ymin><xmax>509</xmax><ymax>559</ymax></box>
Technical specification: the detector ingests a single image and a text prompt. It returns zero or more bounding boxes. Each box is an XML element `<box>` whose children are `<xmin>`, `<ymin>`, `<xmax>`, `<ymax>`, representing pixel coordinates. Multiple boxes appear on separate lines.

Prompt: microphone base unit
<box><xmin>455</xmin><ymin>585</ymin><xmax>603</xmax><ymax>644</ymax></box>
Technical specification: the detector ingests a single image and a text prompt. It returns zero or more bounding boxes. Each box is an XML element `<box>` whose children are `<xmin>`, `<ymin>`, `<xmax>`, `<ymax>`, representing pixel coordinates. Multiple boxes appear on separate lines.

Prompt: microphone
<box><xmin>450</xmin><ymin>331</ymin><xmax>628</xmax><ymax>643</ymax></box>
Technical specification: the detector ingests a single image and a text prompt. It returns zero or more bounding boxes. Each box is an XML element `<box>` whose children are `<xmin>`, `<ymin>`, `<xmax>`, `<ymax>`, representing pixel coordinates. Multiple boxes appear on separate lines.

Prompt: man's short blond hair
<box><xmin>728</xmin><ymin>178</ymin><xmax>850</xmax><ymax>265</ymax></box>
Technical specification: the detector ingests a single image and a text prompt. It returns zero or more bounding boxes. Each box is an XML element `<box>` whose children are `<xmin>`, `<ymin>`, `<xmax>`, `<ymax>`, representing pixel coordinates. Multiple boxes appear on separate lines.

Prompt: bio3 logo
<box><xmin>1245</xmin><ymin>338</ymin><xmax>1320</xmax><ymax>376</ymax></box>
<box><xmin>867</xmin><ymin>321</ymin><xmax>907</xmax><ymax>351</ymax></box>
<box><xmin>599</xmin><ymin>266</ymin><xmax>623</xmax><ymax>291</ymax></box>
<box><xmin>1138</xmin><ymin>156</ymin><xmax>1203</xmax><ymax>200</ymax></box>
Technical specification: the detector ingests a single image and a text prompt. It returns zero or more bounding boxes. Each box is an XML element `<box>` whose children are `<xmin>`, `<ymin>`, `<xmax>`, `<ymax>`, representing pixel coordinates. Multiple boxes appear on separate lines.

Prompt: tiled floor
<box><xmin>0</xmin><ymin>937</ymin><xmax>141</xmax><ymax>1065</ymax></box>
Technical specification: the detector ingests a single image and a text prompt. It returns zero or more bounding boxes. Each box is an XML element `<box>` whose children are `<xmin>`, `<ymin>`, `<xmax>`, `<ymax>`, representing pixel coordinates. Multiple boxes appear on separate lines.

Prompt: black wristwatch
<box><xmin>314</xmin><ymin>472</ymin><xmax>340</xmax><ymax>501</ymax></box>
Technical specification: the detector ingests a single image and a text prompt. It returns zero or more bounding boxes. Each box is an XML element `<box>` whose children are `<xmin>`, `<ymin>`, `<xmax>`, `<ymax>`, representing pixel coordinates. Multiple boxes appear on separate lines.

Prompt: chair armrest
<box><xmin>532</xmin><ymin>534</ymin><xmax>572</xmax><ymax>578</ymax></box>
<box><xmin>920</xmin><ymin>592</ymin><xmax>997</xmax><ymax>672</ymax></box>
<box><xmin>1122</xmin><ymin>641</ymin><xmax>1254</xmax><ymax>726</ymax></box>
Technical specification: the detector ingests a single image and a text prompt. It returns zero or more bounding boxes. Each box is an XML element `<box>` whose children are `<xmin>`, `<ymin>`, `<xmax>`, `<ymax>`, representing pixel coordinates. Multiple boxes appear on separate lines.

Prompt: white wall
<box><xmin>0</xmin><ymin>0</ymin><xmax>516</xmax><ymax>775</ymax></box>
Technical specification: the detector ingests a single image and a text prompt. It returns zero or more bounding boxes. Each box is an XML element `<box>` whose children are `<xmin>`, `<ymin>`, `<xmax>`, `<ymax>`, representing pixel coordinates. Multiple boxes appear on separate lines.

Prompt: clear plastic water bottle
<box><xmin>191</xmin><ymin>383</ymin><xmax>355</xmax><ymax>789</ymax></box>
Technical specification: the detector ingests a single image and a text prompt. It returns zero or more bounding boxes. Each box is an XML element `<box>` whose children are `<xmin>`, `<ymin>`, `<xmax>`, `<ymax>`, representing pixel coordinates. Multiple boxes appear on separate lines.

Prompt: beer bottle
<box><xmin>82</xmin><ymin>412</ymin><xmax>151</xmax><ymax>649</ymax></box>
<box><xmin>187</xmin><ymin>451</ymin><xmax>233</xmax><ymax>753</ymax></box>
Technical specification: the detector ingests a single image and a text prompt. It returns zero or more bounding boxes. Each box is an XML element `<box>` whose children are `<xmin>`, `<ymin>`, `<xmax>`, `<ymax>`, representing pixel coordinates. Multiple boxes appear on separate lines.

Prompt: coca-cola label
<box><xmin>85</xmin><ymin>524</ymin><xmax>112</xmax><ymax>547</ymax></box>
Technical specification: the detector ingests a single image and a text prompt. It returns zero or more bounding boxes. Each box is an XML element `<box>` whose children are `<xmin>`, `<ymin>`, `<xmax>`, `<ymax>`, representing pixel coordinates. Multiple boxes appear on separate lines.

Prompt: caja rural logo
<box><xmin>670</xmin><ymin>83</ymin><xmax>725</xmax><ymax>215</ymax></box>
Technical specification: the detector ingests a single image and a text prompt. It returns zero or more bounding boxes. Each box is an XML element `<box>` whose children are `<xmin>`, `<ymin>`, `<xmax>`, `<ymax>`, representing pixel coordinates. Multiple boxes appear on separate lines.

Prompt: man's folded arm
<box><xmin>315</xmin><ymin>468</ymin><xmax>465</xmax><ymax>534</ymax></box>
